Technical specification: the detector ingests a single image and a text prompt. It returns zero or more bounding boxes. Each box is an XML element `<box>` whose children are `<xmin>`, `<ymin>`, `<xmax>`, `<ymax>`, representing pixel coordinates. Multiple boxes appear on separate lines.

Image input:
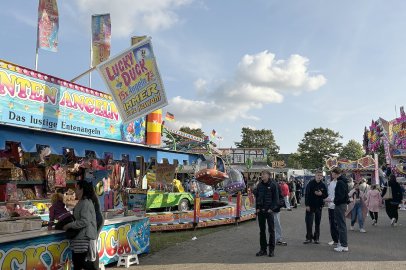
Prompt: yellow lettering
<box><xmin>47</xmin><ymin>241</ymin><xmax>69</xmax><ymax>270</ymax></box>
<box><xmin>2</xmin><ymin>250</ymin><xmax>24</xmax><ymax>270</ymax></box>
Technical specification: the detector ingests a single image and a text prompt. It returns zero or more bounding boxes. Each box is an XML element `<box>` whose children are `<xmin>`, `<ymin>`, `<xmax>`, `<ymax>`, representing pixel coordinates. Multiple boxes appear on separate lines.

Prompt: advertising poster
<box><xmin>0</xmin><ymin>60</ymin><xmax>146</xmax><ymax>144</ymax></box>
<box><xmin>97</xmin><ymin>38</ymin><xmax>168</xmax><ymax>123</ymax></box>
<box><xmin>155</xmin><ymin>163</ymin><xmax>177</xmax><ymax>186</ymax></box>
<box><xmin>92</xmin><ymin>14</ymin><xmax>111</xmax><ymax>67</ymax></box>
<box><xmin>128</xmin><ymin>189</ymin><xmax>147</xmax><ymax>214</ymax></box>
<box><xmin>37</xmin><ymin>0</ymin><xmax>59</xmax><ymax>52</ymax></box>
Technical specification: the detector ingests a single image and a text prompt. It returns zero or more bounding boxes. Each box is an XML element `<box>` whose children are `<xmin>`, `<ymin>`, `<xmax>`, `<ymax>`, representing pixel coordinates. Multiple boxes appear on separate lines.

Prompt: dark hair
<box><xmin>389</xmin><ymin>174</ymin><xmax>396</xmax><ymax>182</ymax></box>
<box><xmin>76</xmin><ymin>181</ymin><xmax>95</xmax><ymax>200</ymax></box>
<box><xmin>331</xmin><ymin>168</ymin><xmax>341</xmax><ymax>174</ymax></box>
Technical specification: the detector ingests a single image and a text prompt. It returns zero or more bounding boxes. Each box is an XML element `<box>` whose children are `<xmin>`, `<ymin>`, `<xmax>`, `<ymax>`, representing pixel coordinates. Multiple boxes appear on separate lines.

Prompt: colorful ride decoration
<box><xmin>366</xmin><ymin>106</ymin><xmax>406</xmax><ymax>176</ymax></box>
<box><xmin>146</xmin><ymin>109</ymin><xmax>162</xmax><ymax>145</ymax></box>
<box><xmin>325</xmin><ymin>156</ymin><xmax>375</xmax><ymax>170</ymax></box>
<box><xmin>223</xmin><ymin>168</ymin><xmax>246</xmax><ymax>194</ymax></box>
<box><xmin>195</xmin><ymin>168</ymin><xmax>228</xmax><ymax>186</ymax></box>
<box><xmin>368</xmin><ymin>120</ymin><xmax>383</xmax><ymax>152</ymax></box>
<box><xmin>195</xmin><ymin>155</ymin><xmax>229</xmax><ymax>186</ymax></box>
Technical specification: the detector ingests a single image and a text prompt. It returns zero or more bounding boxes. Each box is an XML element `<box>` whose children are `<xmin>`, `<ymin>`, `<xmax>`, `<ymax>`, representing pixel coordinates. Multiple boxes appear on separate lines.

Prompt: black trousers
<box><xmin>385</xmin><ymin>202</ymin><xmax>399</xmax><ymax>222</ymax></box>
<box><xmin>72</xmin><ymin>252</ymin><xmax>87</xmax><ymax>270</ymax></box>
<box><xmin>369</xmin><ymin>211</ymin><xmax>378</xmax><ymax>222</ymax></box>
<box><xmin>305</xmin><ymin>207</ymin><xmax>322</xmax><ymax>241</ymax></box>
<box><xmin>72</xmin><ymin>252</ymin><xmax>98</xmax><ymax>270</ymax></box>
<box><xmin>328</xmin><ymin>208</ymin><xmax>339</xmax><ymax>243</ymax></box>
<box><xmin>258</xmin><ymin>211</ymin><xmax>275</xmax><ymax>252</ymax></box>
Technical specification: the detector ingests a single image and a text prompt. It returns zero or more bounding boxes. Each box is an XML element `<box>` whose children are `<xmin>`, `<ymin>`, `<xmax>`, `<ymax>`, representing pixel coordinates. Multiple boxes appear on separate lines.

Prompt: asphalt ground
<box><xmin>110</xmin><ymin>205</ymin><xmax>406</xmax><ymax>270</ymax></box>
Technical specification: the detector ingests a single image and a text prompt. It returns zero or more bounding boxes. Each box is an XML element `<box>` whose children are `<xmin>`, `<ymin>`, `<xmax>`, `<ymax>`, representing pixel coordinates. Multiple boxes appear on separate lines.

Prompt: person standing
<box><xmin>289</xmin><ymin>176</ymin><xmax>298</xmax><ymax>208</ymax></box>
<box><xmin>324</xmin><ymin>173</ymin><xmax>339</xmax><ymax>246</ymax></box>
<box><xmin>63</xmin><ymin>181</ymin><xmax>98</xmax><ymax>270</ymax></box>
<box><xmin>295</xmin><ymin>178</ymin><xmax>303</xmax><ymax>205</ymax></box>
<box><xmin>346</xmin><ymin>183</ymin><xmax>368</xmax><ymax>233</ymax></box>
<box><xmin>272</xmin><ymin>177</ymin><xmax>288</xmax><ymax>246</ymax></box>
<box><xmin>382</xmin><ymin>174</ymin><xmax>403</xmax><ymax>226</ymax></box>
<box><xmin>279</xmin><ymin>180</ymin><xmax>291</xmax><ymax>211</ymax></box>
<box><xmin>254</xmin><ymin>170</ymin><xmax>279</xmax><ymax>257</ymax></box>
<box><xmin>365</xmin><ymin>184</ymin><xmax>382</xmax><ymax>226</ymax></box>
<box><xmin>303</xmin><ymin>171</ymin><xmax>328</xmax><ymax>244</ymax></box>
<box><xmin>332</xmin><ymin>168</ymin><xmax>349</xmax><ymax>252</ymax></box>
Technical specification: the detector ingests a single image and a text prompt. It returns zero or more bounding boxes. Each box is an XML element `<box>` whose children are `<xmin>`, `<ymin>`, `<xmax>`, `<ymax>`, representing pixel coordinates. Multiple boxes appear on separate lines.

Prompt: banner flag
<box><xmin>92</xmin><ymin>14</ymin><xmax>111</xmax><ymax>67</ymax></box>
<box><xmin>97</xmin><ymin>37</ymin><xmax>168</xmax><ymax>123</ymax></box>
<box><xmin>210</xmin><ymin>129</ymin><xmax>216</xmax><ymax>139</ymax></box>
<box><xmin>165</xmin><ymin>112</ymin><xmax>175</xmax><ymax>121</ymax></box>
<box><xmin>37</xmin><ymin>0</ymin><xmax>59</xmax><ymax>52</ymax></box>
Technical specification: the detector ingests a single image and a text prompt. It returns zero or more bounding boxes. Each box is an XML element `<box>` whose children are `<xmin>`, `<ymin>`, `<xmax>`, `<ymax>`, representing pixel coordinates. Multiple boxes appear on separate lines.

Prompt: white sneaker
<box><xmin>391</xmin><ymin>218</ymin><xmax>396</xmax><ymax>226</ymax></box>
<box><xmin>334</xmin><ymin>246</ymin><xmax>349</xmax><ymax>252</ymax></box>
<box><xmin>360</xmin><ymin>228</ymin><xmax>366</xmax><ymax>233</ymax></box>
<box><xmin>350</xmin><ymin>226</ymin><xmax>354</xmax><ymax>231</ymax></box>
<box><xmin>371</xmin><ymin>219</ymin><xmax>375</xmax><ymax>225</ymax></box>
<box><xmin>328</xmin><ymin>241</ymin><xmax>335</xmax><ymax>246</ymax></box>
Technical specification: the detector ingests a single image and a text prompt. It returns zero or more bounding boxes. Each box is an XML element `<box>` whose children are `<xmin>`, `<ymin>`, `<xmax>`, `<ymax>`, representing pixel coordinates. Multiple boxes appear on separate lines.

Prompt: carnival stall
<box><xmin>0</xmin><ymin>59</ymin><xmax>200</xmax><ymax>268</ymax></box>
<box><xmin>325</xmin><ymin>156</ymin><xmax>377</xmax><ymax>184</ymax></box>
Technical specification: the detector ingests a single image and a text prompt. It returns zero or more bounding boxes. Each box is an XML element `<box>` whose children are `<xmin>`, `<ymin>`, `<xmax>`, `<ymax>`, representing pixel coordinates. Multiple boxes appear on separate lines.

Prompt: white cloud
<box><xmin>73</xmin><ymin>0</ymin><xmax>194</xmax><ymax>37</ymax></box>
<box><xmin>237</xmin><ymin>52</ymin><xmax>326</xmax><ymax>92</ymax></box>
<box><xmin>168</xmin><ymin>51</ymin><xmax>326</xmax><ymax>126</ymax></box>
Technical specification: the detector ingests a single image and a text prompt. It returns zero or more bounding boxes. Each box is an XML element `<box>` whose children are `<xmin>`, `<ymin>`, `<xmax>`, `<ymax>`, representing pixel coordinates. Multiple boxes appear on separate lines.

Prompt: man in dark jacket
<box><xmin>332</xmin><ymin>168</ymin><xmax>349</xmax><ymax>252</ymax></box>
<box><xmin>303</xmin><ymin>170</ymin><xmax>328</xmax><ymax>244</ymax></box>
<box><xmin>254</xmin><ymin>170</ymin><xmax>279</xmax><ymax>257</ymax></box>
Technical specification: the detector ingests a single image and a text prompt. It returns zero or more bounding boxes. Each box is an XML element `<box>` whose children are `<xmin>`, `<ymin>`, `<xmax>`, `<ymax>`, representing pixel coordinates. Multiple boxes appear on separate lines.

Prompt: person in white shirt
<box><xmin>324</xmin><ymin>175</ymin><xmax>338</xmax><ymax>246</ymax></box>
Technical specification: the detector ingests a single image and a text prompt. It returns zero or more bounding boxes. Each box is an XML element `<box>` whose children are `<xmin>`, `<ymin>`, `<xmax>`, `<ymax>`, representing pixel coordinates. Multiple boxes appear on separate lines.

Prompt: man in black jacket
<box><xmin>304</xmin><ymin>170</ymin><xmax>328</xmax><ymax>244</ymax></box>
<box><xmin>254</xmin><ymin>170</ymin><xmax>279</xmax><ymax>257</ymax></box>
<box><xmin>332</xmin><ymin>168</ymin><xmax>349</xmax><ymax>252</ymax></box>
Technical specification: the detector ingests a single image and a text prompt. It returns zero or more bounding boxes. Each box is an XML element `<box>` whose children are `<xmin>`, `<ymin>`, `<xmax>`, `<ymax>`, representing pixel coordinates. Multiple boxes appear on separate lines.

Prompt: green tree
<box><xmin>163</xmin><ymin>127</ymin><xmax>205</xmax><ymax>147</ymax></box>
<box><xmin>298</xmin><ymin>127</ymin><xmax>343</xmax><ymax>169</ymax></box>
<box><xmin>235</xmin><ymin>127</ymin><xmax>280</xmax><ymax>164</ymax></box>
<box><xmin>340</xmin><ymin>140</ymin><xmax>365</xmax><ymax>160</ymax></box>
<box><xmin>287</xmin><ymin>153</ymin><xmax>303</xmax><ymax>169</ymax></box>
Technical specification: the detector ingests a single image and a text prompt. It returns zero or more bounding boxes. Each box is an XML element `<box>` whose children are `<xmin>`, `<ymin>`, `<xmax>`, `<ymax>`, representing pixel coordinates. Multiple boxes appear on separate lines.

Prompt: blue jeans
<box><xmin>273</xmin><ymin>212</ymin><xmax>282</xmax><ymax>242</ymax></box>
<box><xmin>351</xmin><ymin>201</ymin><xmax>364</xmax><ymax>229</ymax></box>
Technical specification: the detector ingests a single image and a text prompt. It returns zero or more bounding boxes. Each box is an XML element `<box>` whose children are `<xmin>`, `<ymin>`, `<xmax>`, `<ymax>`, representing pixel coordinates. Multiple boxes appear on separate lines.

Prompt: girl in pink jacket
<box><xmin>365</xmin><ymin>184</ymin><xmax>382</xmax><ymax>226</ymax></box>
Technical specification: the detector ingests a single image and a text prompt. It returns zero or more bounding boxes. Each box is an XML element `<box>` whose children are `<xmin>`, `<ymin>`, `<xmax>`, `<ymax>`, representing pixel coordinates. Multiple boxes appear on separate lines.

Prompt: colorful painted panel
<box><xmin>0</xmin><ymin>218</ymin><xmax>150</xmax><ymax>269</ymax></box>
<box><xmin>0</xmin><ymin>60</ymin><xmax>146</xmax><ymax>144</ymax></box>
<box><xmin>0</xmin><ymin>233</ymin><xmax>70</xmax><ymax>270</ymax></box>
<box><xmin>98</xmin><ymin>218</ymin><xmax>150</xmax><ymax>265</ymax></box>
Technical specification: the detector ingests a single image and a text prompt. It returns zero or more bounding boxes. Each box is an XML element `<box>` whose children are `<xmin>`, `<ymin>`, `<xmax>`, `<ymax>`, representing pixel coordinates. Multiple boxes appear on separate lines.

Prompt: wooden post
<box><xmin>193</xmin><ymin>193</ymin><xmax>201</xmax><ymax>230</ymax></box>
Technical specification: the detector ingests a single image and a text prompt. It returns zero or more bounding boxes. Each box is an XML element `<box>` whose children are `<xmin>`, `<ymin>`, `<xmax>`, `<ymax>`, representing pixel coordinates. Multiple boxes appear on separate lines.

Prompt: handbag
<box><xmin>383</xmin><ymin>186</ymin><xmax>392</xmax><ymax>200</ymax></box>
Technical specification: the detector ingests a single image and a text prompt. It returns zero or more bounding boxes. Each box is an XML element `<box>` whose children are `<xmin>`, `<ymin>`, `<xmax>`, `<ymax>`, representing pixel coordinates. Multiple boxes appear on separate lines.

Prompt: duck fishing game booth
<box><xmin>0</xmin><ymin>60</ymin><xmax>201</xmax><ymax>269</ymax></box>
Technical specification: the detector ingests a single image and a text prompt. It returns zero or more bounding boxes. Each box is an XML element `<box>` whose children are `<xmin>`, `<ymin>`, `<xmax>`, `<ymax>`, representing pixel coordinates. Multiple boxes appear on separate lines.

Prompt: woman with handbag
<box><xmin>63</xmin><ymin>181</ymin><xmax>98</xmax><ymax>270</ymax></box>
<box><xmin>381</xmin><ymin>174</ymin><xmax>403</xmax><ymax>226</ymax></box>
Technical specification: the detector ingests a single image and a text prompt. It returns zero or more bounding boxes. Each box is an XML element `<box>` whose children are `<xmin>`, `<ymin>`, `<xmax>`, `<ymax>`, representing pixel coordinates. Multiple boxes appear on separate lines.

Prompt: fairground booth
<box><xmin>0</xmin><ymin>60</ymin><xmax>199</xmax><ymax>268</ymax></box>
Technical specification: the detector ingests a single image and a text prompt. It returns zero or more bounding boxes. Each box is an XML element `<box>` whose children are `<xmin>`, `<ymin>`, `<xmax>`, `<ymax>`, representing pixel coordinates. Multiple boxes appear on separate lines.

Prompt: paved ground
<box><xmin>110</xmin><ymin>205</ymin><xmax>406</xmax><ymax>270</ymax></box>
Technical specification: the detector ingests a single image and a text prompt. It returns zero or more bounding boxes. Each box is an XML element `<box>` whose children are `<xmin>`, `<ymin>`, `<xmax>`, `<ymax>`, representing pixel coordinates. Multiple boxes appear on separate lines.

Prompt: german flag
<box><xmin>165</xmin><ymin>112</ymin><xmax>175</xmax><ymax>121</ymax></box>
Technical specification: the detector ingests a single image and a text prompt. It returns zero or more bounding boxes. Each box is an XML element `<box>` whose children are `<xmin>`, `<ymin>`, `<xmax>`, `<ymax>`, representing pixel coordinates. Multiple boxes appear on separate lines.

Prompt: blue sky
<box><xmin>1</xmin><ymin>1</ymin><xmax>405</xmax><ymax>153</ymax></box>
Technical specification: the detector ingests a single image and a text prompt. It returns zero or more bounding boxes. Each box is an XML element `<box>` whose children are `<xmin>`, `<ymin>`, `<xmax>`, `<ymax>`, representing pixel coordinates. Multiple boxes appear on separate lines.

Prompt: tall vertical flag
<box><xmin>37</xmin><ymin>0</ymin><xmax>59</xmax><ymax>52</ymax></box>
<box><xmin>91</xmin><ymin>14</ymin><xmax>111</xmax><ymax>67</ymax></box>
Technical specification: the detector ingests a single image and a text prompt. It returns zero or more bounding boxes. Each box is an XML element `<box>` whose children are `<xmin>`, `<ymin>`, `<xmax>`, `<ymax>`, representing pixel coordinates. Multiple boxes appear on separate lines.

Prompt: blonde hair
<box><xmin>51</xmin><ymin>193</ymin><xmax>64</xmax><ymax>204</ymax></box>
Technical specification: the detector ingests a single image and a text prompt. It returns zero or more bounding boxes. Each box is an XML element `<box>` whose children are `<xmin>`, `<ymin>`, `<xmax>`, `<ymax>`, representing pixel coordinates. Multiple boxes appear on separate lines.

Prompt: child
<box><xmin>365</xmin><ymin>184</ymin><xmax>382</xmax><ymax>225</ymax></box>
<box><xmin>48</xmin><ymin>192</ymin><xmax>74</xmax><ymax>230</ymax></box>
